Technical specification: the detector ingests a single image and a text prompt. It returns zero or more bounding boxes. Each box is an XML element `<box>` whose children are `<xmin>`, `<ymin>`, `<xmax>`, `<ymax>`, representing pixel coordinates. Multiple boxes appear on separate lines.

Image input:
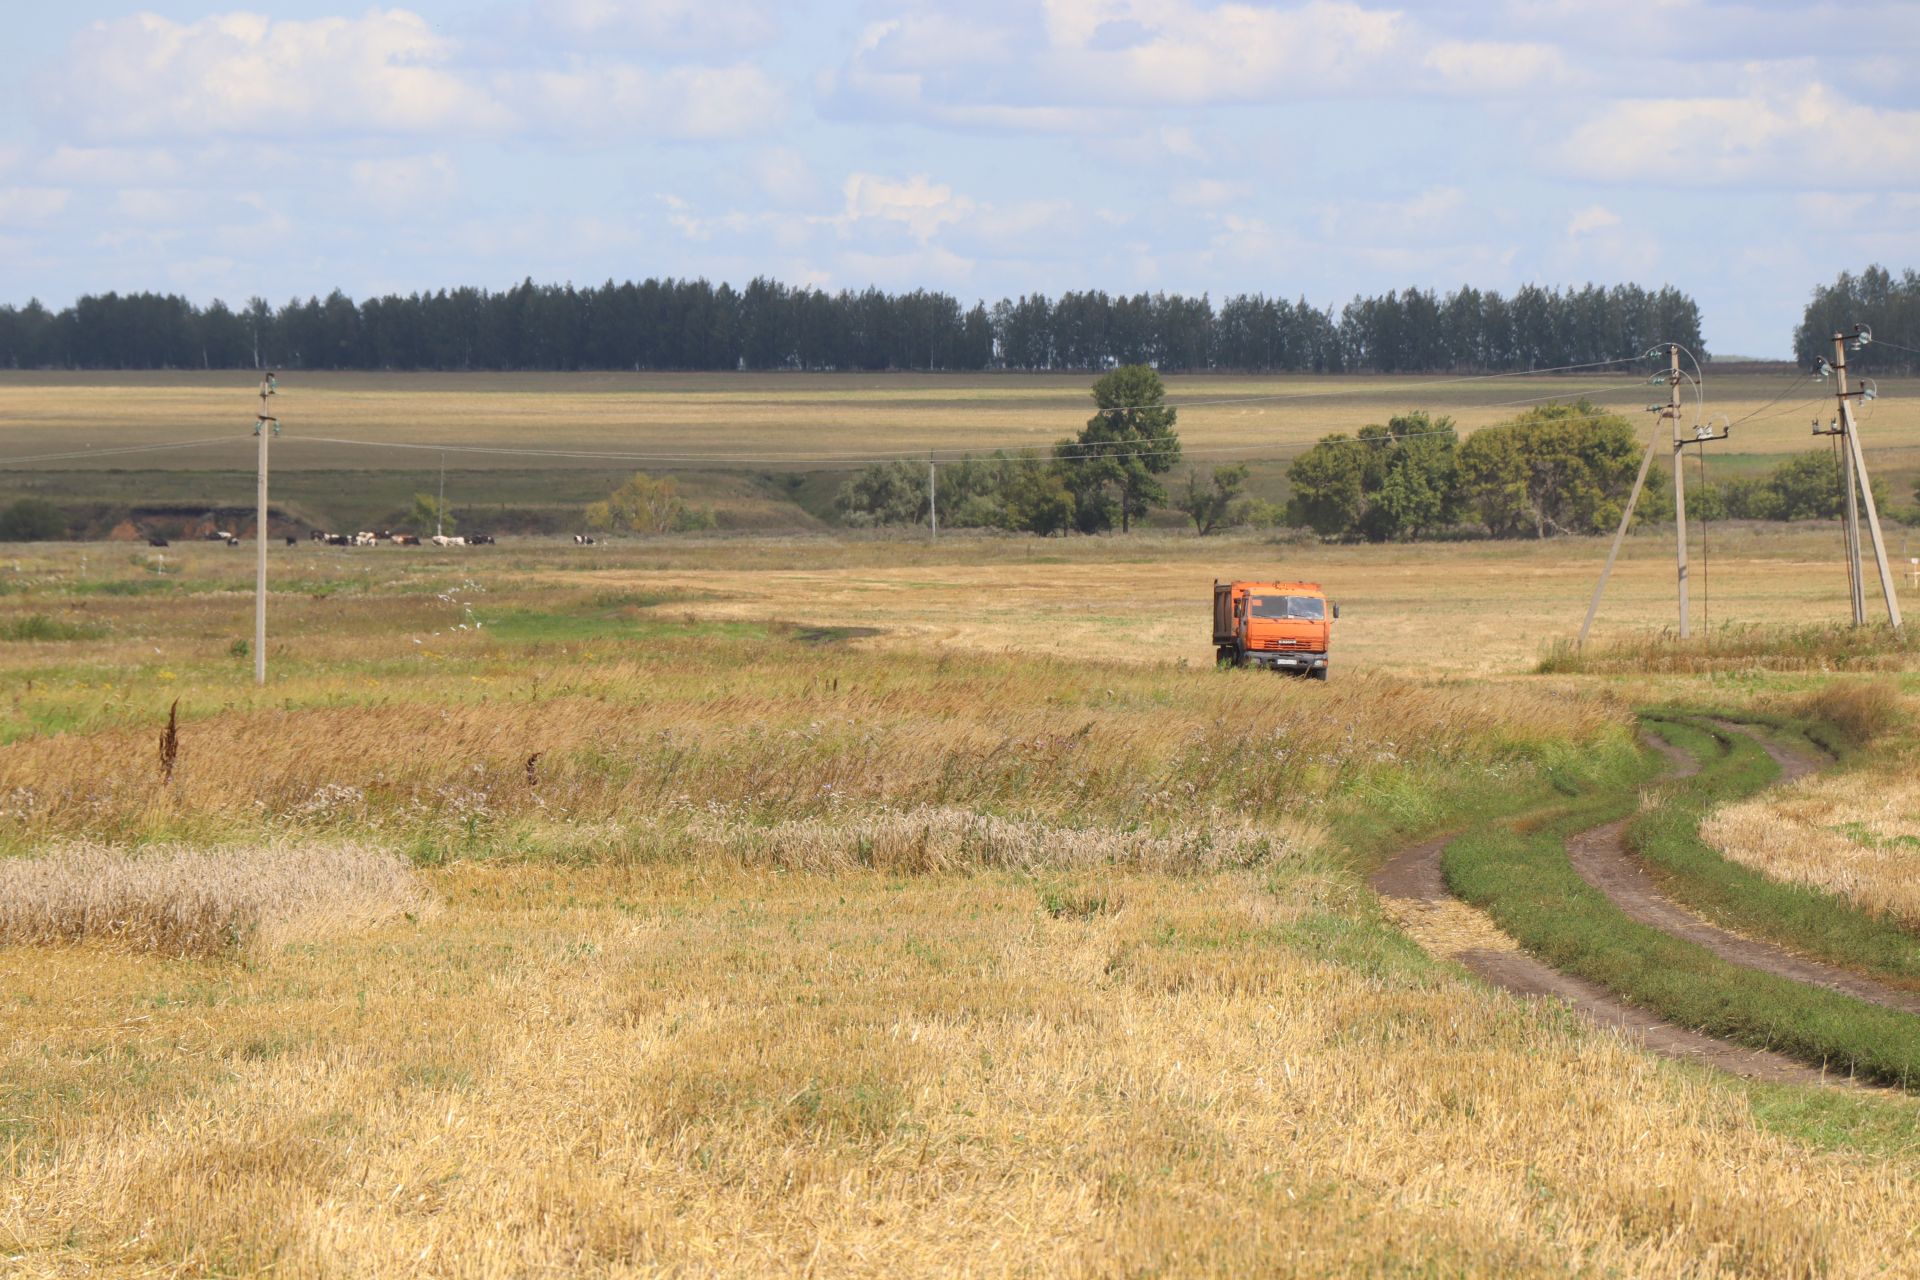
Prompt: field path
<box><xmin>1372</xmin><ymin>836</ymin><xmax>1838</xmax><ymax>1085</ymax></box>
<box><xmin>1567</xmin><ymin>723</ymin><xmax>1920</xmax><ymax>1015</ymax></box>
<box><xmin>1370</xmin><ymin>724</ymin><xmax>1878</xmax><ymax>1087</ymax></box>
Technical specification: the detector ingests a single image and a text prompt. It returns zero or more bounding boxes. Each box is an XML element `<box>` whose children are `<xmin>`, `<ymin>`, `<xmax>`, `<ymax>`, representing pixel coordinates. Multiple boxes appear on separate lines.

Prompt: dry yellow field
<box><xmin>561</xmin><ymin>524</ymin><xmax>1919</xmax><ymax>674</ymax></box>
<box><xmin>3</xmin><ymin>531</ymin><xmax>1920</xmax><ymax>1277</ymax></box>
<box><xmin>3</xmin><ymin>367</ymin><xmax>1915</xmax><ymax>472</ymax></box>
<box><xmin>1705</xmin><ymin>728</ymin><xmax>1920</xmax><ymax>928</ymax></box>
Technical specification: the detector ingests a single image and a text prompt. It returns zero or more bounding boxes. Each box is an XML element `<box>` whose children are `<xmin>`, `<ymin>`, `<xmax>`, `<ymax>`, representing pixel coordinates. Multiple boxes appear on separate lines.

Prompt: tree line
<box><xmin>1795</xmin><ymin>266</ymin><xmax>1920</xmax><ymax>374</ymax></box>
<box><xmin>834</xmin><ymin>380</ymin><xmax>1903</xmax><ymax>542</ymax></box>
<box><xmin>0</xmin><ymin>277</ymin><xmax>1704</xmax><ymax>374</ymax></box>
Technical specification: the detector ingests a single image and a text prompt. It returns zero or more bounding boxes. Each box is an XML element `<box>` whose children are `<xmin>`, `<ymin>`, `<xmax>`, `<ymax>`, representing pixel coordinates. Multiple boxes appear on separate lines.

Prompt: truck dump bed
<box><xmin>1212</xmin><ymin>582</ymin><xmax>1235</xmax><ymax>645</ymax></box>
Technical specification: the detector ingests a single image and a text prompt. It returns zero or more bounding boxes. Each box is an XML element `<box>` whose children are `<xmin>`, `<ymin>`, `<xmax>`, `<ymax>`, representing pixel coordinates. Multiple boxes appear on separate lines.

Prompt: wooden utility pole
<box><xmin>1830</xmin><ymin>329</ymin><xmax>1902</xmax><ymax>629</ymax></box>
<box><xmin>928</xmin><ymin>458</ymin><xmax>938</xmax><ymax>540</ymax></box>
<box><xmin>254</xmin><ymin>372</ymin><xmax>278</xmax><ymax>687</ymax></box>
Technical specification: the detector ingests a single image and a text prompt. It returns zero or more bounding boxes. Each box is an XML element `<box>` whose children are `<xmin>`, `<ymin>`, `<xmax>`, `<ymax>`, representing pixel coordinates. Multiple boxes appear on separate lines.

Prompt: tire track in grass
<box><xmin>1374</xmin><ymin>834</ymin><xmax>1839</xmax><ymax>1085</ymax></box>
<box><xmin>1569</xmin><ymin>721</ymin><xmax>1920</xmax><ymax>1016</ymax></box>
<box><xmin>1371</xmin><ymin>736</ymin><xmax>1862</xmax><ymax>1088</ymax></box>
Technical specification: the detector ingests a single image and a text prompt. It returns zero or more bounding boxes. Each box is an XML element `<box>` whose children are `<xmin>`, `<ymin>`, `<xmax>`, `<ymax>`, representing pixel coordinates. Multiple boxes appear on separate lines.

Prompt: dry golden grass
<box><xmin>3</xmin><ymin>533</ymin><xmax>1919</xmax><ymax>1276</ymax></box>
<box><xmin>1700</xmin><ymin>683</ymin><xmax>1918</xmax><ymax>926</ymax></box>
<box><xmin>0</xmin><ymin>840</ymin><xmax>432</xmax><ymax>956</ymax></box>
<box><xmin>8</xmin><ymin>862</ymin><xmax>1920</xmax><ymax>1278</ymax></box>
<box><xmin>0</xmin><ymin>645</ymin><xmax>1615</xmax><ymax>855</ymax></box>
<box><xmin>3</xmin><ymin>367</ymin><xmax>1914</xmax><ymax>471</ymax></box>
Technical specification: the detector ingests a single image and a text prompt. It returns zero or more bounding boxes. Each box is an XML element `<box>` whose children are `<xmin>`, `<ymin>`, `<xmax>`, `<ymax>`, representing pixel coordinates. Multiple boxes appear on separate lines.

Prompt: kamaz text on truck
<box><xmin>1213</xmin><ymin>580</ymin><xmax>1338</xmax><ymax>679</ymax></box>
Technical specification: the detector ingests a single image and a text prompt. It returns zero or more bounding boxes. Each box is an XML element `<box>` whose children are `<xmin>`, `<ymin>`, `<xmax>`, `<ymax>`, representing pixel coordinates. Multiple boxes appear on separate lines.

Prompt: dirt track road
<box><xmin>1370</xmin><ymin>721</ymin><xmax>1884</xmax><ymax>1088</ymax></box>
<box><xmin>1565</xmin><ymin>725</ymin><xmax>1920</xmax><ymax>1016</ymax></box>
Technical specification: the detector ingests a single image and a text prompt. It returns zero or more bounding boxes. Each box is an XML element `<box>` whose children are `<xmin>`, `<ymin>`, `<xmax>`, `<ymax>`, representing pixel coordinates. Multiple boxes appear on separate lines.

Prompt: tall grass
<box><xmin>0</xmin><ymin>613</ymin><xmax>106</xmax><ymax>642</ymax></box>
<box><xmin>0</xmin><ymin>636</ymin><xmax>1628</xmax><ymax>861</ymax></box>
<box><xmin>1539</xmin><ymin>622</ymin><xmax>1920</xmax><ymax>674</ymax></box>
<box><xmin>0</xmin><ymin>840</ymin><xmax>432</xmax><ymax>956</ymax></box>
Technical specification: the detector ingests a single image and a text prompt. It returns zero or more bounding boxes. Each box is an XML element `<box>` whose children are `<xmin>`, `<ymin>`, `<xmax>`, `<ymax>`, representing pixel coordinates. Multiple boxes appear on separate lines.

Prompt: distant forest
<box><xmin>1793</xmin><ymin>266</ymin><xmax>1920</xmax><ymax>374</ymax></box>
<box><xmin>0</xmin><ymin>278</ymin><xmax>1708</xmax><ymax>375</ymax></box>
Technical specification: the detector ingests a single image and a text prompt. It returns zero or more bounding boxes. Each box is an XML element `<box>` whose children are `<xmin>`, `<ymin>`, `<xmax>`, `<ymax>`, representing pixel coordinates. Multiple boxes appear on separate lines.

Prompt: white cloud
<box><xmin>0</xmin><ymin>188</ymin><xmax>72</xmax><ymax>224</ymax></box>
<box><xmin>1171</xmin><ymin>178</ymin><xmax>1245</xmax><ymax>207</ymax></box>
<box><xmin>1559</xmin><ymin>82</ymin><xmax>1920</xmax><ymax>187</ymax></box>
<box><xmin>115</xmin><ymin>189</ymin><xmax>199</xmax><ymax>223</ymax></box>
<box><xmin>39</xmin><ymin>146</ymin><xmax>184</xmax><ymax>186</ymax></box>
<box><xmin>350</xmin><ymin>153</ymin><xmax>460</xmax><ymax>214</ymax></box>
<box><xmin>1566</xmin><ymin>204</ymin><xmax>1620</xmax><ymax>236</ymax></box>
<box><xmin>50</xmin><ymin>11</ymin><xmax>512</xmax><ymax>140</ymax></box>
<box><xmin>510</xmin><ymin>64</ymin><xmax>783</xmax><ymax>139</ymax></box>
<box><xmin>753</xmin><ymin>147</ymin><xmax>818</xmax><ymax>205</ymax></box>
<box><xmin>1043</xmin><ymin>0</ymin><xmax>1406</xmax><ymax>103</ymax></box>
<box><xmin>528</xmin><ymin>0</ymin><xmax>780</xmax><ymax>50</ymax></box>
<box><xmin>1322</xmin><ymin>187</ymin><xmax>1468</xmax><ymax>241</ymax></box>
<box><xmin>1423</xmin><ymin>40</ymin><xmax>1568</xmax><ymax>92</ymax></box>
<box><xmin>855</xmin><ymin>14</ymin><xmax>1010</xmax><ymax>68</ymax></box>
<box><xmin>836</xmin><ymin>246</ymin><xmax>976</xmax><ymax>287</ymax></box>
<box><xmin>838</xmin><ymin>173</ymin><xmax>973</xmax><ymax>243</ymax></box>
<box><xmin>967</xmin><ymin>199</ymin><xmax>1079</xmax><ymax>243</ymax></box>
<box><xmin>929</xmin><ymin>105</ymin><xmax>1113</xmax><ymax>133</ymax></box>
<box><xmin>42</xmin><ymin>11</ymin><xmax>779</xmax><ymax>145</ymax></box>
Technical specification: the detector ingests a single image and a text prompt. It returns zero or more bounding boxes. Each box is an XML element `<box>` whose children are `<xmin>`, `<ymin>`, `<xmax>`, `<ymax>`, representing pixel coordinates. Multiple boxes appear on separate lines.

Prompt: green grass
<box><xmin>1632</xmin><ymin>714</ymin><xmax>1920</xmax><ymax>988</ymax></box>
<box><xmin>1444</xmin><ymin>727</ymin><xmax>1920</xmax><ymax>1088</ymax></box>
<box><xmin>0</xmin><ymin>614</ymin><xmax>108</xmax><ymax>642</ymax></box>
<box><xmin>1739</xmin><ymin>1076</ymin><xmax>1920</xmax><ymax>1160</ymax></box>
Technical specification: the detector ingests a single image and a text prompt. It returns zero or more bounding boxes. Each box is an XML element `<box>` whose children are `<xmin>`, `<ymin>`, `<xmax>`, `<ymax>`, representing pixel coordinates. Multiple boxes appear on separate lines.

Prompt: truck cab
<box><xmin>1213</xmin><ymin>580</ymin><xmax>1336</xmax><ymax>679</ymax></box>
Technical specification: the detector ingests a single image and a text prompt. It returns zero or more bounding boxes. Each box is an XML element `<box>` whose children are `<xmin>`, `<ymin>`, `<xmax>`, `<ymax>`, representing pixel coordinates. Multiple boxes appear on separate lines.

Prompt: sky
<box><xmin>1</xmin><ymin>1</ymin><xmax>1917</xmax><ymax>357</ymax></box>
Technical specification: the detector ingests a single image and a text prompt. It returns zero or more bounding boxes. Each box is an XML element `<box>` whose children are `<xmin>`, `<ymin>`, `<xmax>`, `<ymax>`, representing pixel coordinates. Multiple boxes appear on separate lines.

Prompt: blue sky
<box><xmin>2</xmin><ymin>1</ymin><xmax>1916</xmax><ymax>356</ymax></box>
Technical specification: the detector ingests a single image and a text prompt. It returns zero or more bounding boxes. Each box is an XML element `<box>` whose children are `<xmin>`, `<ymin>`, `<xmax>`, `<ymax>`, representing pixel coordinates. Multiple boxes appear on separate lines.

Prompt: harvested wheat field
<box><xmin>3</xmin><ymin>532</ymin><xmax>1920</xmax><ymax>1277</ymax></box>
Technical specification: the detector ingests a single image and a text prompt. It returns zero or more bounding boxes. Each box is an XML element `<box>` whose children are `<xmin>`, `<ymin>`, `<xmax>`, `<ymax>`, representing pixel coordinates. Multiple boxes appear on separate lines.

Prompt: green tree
<box><xmin>0</xmin><ymin>498</ymin><xmax>68</xmax><ymax>541</ymax></box>
<box><xmin>588</xmin><ymin>471</ymin><xmax>695</xmax><ymax>533</ymax></box>
<box><xmin>1456</xmin><ymin>400</ymin><xmax>1639</xmax><ymax>538</ymax></box>
<box><xmin>834</xmin><ymin>461</ymin><xmax>926</xmax><ymax>528</ymax></box>
<box><xmin>1284</xmin><ymin>434</ymin><xmax>1369</xmax><ymax>536</ymax></box>
<box><xmin>1055</xmin><ymin>365</ymin><xmax>1180</xmax><ymax>532</ymax></box>
<box><xmin>1369</xmin><ymin>415</ymin><xmax>1460</xmax><ymax>539</ymax></box>
<box><xmin>1284</xmin><ymin>412</ymin><xmax>1458</xmax><ymax>541</ymax></box>
<box><xmin>409</xmin><ymin>491</ymin><xmax>455</xmax><ymax>535</ymax></box>
<box><xmin>1000</xmin><ymin>455</ymin><xmax>1077</xmax><ymax>535</ymax></box>
<box><xmin>1767</xmin><ymin>450</ymin><xmax>1848</xmax><ymax>521</ymax></box>
<box><xmin>1179</xmin><ymin>463</ymin><xmax>1251</xmax><ymax>535</ymax></box>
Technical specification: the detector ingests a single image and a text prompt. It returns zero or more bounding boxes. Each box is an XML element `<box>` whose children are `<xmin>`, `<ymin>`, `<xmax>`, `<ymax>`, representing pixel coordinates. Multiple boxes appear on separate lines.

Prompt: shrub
<box><xmin>0</xmin><ymin>498</ymin><xmax>68</xmax><ymax>542</ymax></box>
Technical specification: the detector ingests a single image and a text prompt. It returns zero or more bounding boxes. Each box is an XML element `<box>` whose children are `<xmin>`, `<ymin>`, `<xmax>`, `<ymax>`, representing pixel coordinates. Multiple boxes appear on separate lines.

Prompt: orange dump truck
<box><xmin>1213</xmin><ymin>580</ymin><xmax>1338</xmax><ymax>679</ymax></box>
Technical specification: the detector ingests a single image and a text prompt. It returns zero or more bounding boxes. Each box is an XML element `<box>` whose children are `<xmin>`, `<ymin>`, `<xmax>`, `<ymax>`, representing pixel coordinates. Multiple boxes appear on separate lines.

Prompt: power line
<box><xmin>0</xmin><ymin>436</ymin><xmax>248</xmax><ymax>467</ymax></box>
<box><xmin>1724</xmin><ymin>370</ymin><xmax>1815</xmax><ymax>428</ymax></box>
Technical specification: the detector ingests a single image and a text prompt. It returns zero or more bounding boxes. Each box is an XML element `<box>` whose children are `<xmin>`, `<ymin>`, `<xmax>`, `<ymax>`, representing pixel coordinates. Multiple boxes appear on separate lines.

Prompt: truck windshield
<box><xmin>1247</xmin><ymin>596</ymin><xmax>1325</xmax><ymax>620</ymax></box>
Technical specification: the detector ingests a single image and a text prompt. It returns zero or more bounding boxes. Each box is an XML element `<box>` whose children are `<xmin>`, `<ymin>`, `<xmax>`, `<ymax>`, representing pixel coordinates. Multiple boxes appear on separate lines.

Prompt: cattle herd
<box><xmin>144</xmin><ymin>529</ymin><xmax>503</xmax><ymax>548</ymax></box>
<box><xmin>308</xmin><ymin>530</ymin><xmax>498</xmax><ymax>547</ymax></box>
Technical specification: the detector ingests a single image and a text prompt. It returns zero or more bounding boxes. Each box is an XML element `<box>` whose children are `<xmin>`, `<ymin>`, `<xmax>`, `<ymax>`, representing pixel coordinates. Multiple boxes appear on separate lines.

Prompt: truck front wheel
<box><xmin>1310</xmin><ymin>667</ymin><xmax>1329</xmax><ymax>682</ymax></box>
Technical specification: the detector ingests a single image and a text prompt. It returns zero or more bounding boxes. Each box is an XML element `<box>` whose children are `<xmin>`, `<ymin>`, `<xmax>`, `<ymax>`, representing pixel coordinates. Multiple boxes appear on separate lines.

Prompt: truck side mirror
<box><xmin>1332</xmin><ymin>602</ymin><xmax>1341</xmax><ymax>619</ymax></box>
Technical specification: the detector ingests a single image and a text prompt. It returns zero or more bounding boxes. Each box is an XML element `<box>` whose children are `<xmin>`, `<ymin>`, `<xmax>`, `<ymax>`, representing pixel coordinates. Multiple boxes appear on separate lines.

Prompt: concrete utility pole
<box><xmin>1668</xmin><ymin>343</ymin><xmax>1690</xmax><ymax>639</ymax></box>
<box><xmin>1578</xmin><ymin>429</ymin><xmax>1660</xmax><ymax>648</ymax></box>
<box><xmin>928</xmin><ymin>458</ymin><xmax>938</xmax><ymax>540</ymax></box>
<box><xmin>438</xmin><ymin>452</ymin><xmax>447</xmax><ymax>539</ymax></box>
<box><xmin>1822</xmin><ymin>327</ymin><xmax>1902</xmax><ymax>629</ymax></box>
<box><xmin>1578</xmin><ymin>343</ymin><xmax>1725</xmax><ymax>648</ymax></box>
<box><xmin>254</xmin><ymin>372</ymin><xmax>279</xmax><ymax>687</ymax></box>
